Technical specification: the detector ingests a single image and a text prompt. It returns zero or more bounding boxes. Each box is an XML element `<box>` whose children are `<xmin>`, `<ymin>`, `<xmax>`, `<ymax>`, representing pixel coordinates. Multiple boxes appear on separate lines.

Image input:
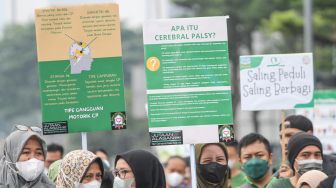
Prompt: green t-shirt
<box><xmin>231</xmin><ymin>172</ymin><xmax>248</xmax><ymax>188</ymax></box>
<box><xmin>241</xmin><ymin>176</ymin><xmax>276</xmax><ymax>188</ymax></box>
<box><xmin>266</xmin><ymin>178</ymin><xmax>294</xmax><ymax>188</ymax></box>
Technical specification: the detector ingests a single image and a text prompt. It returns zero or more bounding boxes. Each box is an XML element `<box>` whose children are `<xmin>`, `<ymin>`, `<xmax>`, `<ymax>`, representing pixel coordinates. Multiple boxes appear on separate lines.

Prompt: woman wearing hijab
<box><xmin>296</xmin><ymin>170</ymin><xmax>327</xmax><ymax>188</ymax></box>
<box><xmin>56</xmin><ymin>150</ymin><xmax>104</xmax><ymax>188</ymax></box>
<box><xmin>113</xmin><ymin>149</ymin><xmax>166</xmax><ymax>188</ymax></box>
<box><xmin>0</xmin><ymin>125</ymin><xmax>55</xmax><ymax>188</ymax></box>
<box><xmin>48</xmin><ymin>159</ymin><xmax>62</xmax><ymax>183</ymax></box>
<box><xmin>195</xmin><ymin>143</ymin><xmax>229</xmax><ymax>188</ymax></box>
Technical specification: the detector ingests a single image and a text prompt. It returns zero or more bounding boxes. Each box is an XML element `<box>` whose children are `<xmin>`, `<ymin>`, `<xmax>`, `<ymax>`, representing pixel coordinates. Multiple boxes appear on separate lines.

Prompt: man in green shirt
<box><xmin>226</xmin><ymin>141</ymin><xmax>247</xmax><ymax>188</ymax></box>
<box><xmin>267</xmin><ymin>132</ymin><xmax>324</xmax><ymax>188</ymax></box>
<box><xmin>238</xmin><ymin>133</ymin><xmax>274</xmax><ymax>188</ymax></box>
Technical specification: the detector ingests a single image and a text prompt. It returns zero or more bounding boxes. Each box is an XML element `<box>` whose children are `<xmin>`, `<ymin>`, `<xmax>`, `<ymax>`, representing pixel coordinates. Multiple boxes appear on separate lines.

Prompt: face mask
<box><xmin>113</xmin><ymin>176</ymin><xmax>134</xmax><ymax>188</ymax></box>
<box><xmin>44</xmin><ymin>167</ymin><xmax>48</xmax><ymax>175</ymax></box>
<box><xmin>199</xmin><ymin>162</ymin><xmax>228</xmax><ymax>184</ymax></box>
<box><xmin>75</xmin><ymin>180</ymin><xmax>102</xmax><ymax>188</ymax></box>
<box><xmin>242</xmin><ymin>158</ymin><xmax>269</xmax><ymax>181</ymax></box>
<box><xmin>297</xmin><ymin>159</ymin><xmax>323</xmax><ymax>176</ymax></box>
<box><xmin>16</xmin><ymin>158</ymin><xmax>44</xmax><ymax>181</ymax></box>
<box><xmin>166</xmin><ymin>172</ymin><xmax>184</xmax><ymax>187</ymax></box>
<box><xmin>228</xmin><ymin>160</ymin><xmax>235</xmax><ymax>169</ymax></box>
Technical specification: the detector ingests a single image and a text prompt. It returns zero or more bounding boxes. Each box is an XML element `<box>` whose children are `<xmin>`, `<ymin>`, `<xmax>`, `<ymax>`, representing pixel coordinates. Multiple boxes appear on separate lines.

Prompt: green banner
<box><xmin>143</xmin><ymin>16</ymin><xmax>233</xmax><ymax>145</ymax></box>
<box><xmin>35</xmin><ymin>3</ymin><xmax>126</xmax><ymax>134</ymax></box>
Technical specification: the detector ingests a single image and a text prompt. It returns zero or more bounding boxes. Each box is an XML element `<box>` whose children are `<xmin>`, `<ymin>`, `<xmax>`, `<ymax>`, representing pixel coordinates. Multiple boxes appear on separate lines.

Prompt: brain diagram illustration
<box><xmin>64</xmin><ymin>34</ymin><xmax>97</xmax><ymax>74</ymax></box>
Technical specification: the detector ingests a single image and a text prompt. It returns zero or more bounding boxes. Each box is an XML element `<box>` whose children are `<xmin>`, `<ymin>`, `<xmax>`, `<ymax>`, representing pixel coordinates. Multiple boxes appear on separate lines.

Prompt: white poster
<box><xmin>296</xmin><ymin>90</ymin><xmax>336</xmax><ymax>154</ymax></box>
<box><xmin>240</xmin><ymin>53</ymin><xmax>314</xmax><ymax>111</ymax></box>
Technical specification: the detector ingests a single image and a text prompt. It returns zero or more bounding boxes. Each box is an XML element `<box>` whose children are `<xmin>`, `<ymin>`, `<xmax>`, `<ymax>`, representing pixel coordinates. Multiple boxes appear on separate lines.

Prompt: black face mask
<box><xmin>199</xmin><ymin>162</ymin><xmax>228</xmax><ymax>184</ymax></box>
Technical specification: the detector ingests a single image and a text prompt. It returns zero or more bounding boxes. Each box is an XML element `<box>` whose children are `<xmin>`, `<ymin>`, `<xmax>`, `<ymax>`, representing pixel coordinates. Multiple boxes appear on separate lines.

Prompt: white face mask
<box><xmin>298</xmin><ymin>159</ymin><xmax>323</xmax><ymax>165</ymax></box>
<box><xmin>113</xmin><ymin>176</ymin><xmax>134</xmax><ymax>188</ymax></box>
<box><xmin>228</xmin><ymin>160</ymin><xmax>235</xmax><ymax>169</ymax></box>
<box><xmin>75</xmin><ymin>180</ymin><xmax>102</xmax><ymax>188</ymax></box>
<box><xmin>166</xmin><ymin>172</ymin><xmax>184</xmax><ymax>187</ymax></box>
<box><xmin>43</xmin><ymin>167</ymin><xmax>48</xmax><ymax>175</ymax></box>
<box><xmin>16</xmin><ymin>158</ymin><xmax>44</xmax><ymax>181</ymax></box>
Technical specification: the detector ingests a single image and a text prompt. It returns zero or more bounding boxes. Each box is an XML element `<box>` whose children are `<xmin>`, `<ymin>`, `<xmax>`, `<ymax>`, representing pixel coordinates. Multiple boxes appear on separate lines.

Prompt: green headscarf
<box><xmin>48</xmin><ymin>159</ymin><xmax>62</xmax><ymax>183</ymax></box>
<box><xmin>195</xmin><ymin>143</ymin><xmax>229</xmax><ymax>188</ymax></box>
<box><xmin>0</xmin><ymin>129</ymin><xmax>55</xmax><ymax>188</ymax></box>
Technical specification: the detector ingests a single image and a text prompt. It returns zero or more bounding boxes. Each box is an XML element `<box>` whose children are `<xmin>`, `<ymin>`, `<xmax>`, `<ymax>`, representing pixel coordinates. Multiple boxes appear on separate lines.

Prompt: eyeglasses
<box><xmin>15</xmin><ymin>125</ymin><xmax>42</xmax><ymax>133</ymax></box>
<box><xmin>112</xmin><ymin>169</ymin><xmax>132</xmax><ymax>179</ymax></box>
<box><xmin>83</xmin><ymin>172</ymin><xmax>103</xmax><ymax>181</ymax></box>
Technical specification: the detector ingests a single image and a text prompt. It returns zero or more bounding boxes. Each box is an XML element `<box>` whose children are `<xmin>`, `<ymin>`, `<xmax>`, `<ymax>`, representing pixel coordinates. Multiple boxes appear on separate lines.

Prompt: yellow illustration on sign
<box><xmin>146</xmin><ymin>57</ymin><xmax>161</xmax><ymax>71</ymax></box>
<box><xmin>35</xmin><ymin>3</ymin><xmax>121</xmax><ymax>62</ymax></box>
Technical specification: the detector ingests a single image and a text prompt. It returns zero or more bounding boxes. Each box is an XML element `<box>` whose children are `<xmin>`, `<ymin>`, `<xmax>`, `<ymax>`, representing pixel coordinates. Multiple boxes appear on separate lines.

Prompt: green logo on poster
<box><xmin>219</xmin><ymin>124</ymin><xmax>234</xmax><ymax>143</ymax></box>
<box><xmin>240</xmin><ymin>57</ymin><xmax>251</xmax><ymax>69</ymax></box>
<box><xmin>111</xmin><ymin>112</ymin><xmax>126</xmax><ymax>130</ymax></box>
<box><xmin>267</xmin><ymin>56</ymin><xmax>284</xmax><ymax>67</ymax></box>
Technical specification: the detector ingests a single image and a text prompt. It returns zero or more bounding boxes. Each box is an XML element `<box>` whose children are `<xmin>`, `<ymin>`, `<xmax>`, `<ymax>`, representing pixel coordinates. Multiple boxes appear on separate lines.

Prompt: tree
<box><xmin>172</xmin><ymin>0</ymin><xmax>291</xmax><ymax>132</ymax></box>
<box><xmin>0</xmin><ymin>22</ymin><xmax>149</xmax><ymax>155</ymax></box>
<box><xmin>121</xmin><ymin>27</ymin><xmax>144</xmax><ymax>86</ymax></box>
<box><xmin>261</xmin><ymin>1</ymin><xmax>336</xmax><ymax>86</ymax></box>
<box><xmin>0</xmin><ymin>24</ymin><xmax>40</xmax><ymax>134</ymax></box>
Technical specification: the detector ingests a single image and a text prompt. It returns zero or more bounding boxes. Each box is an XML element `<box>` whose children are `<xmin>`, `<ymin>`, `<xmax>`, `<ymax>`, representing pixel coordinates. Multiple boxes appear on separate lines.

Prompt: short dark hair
<box><xmin>92</xmin><ymin>148</ymin><xmax>109</xmax><ymax>157</ymax></box>
<box><xmin>47</xmin><ymin>143</ymin><xmax>64</xmax><ymax>157</ymax></box>
<box><xmin>184</xmin><ymin>156</ymin><xmax>190</xmax><ymax>167</ymax></box>
<box><xmin>164</xmin><ymin>155</ymin><xmax>186</xmax><ymax>167</ymax></box>
<box><xmin>279</xmin><ymin>115</ymin><xmax>313</xmax><ymax>132</ymax></box>
<box><xmin>226</xmin><ymin>140</ymin><xmax>238</xmax><ymax>150</ymax></box>
<box><xmin>238</xmin><ymin>133</ymin><xmax>272</xmax><ymax>157</ymax></box>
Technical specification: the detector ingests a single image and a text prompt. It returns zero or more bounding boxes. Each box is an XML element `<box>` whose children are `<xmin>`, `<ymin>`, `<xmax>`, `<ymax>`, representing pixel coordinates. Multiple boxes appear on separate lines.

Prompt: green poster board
<box><xmin>143</xmin><ymin>16</ymin><xmax>233</xmax><ymax>145</ymax></box>
<box><xmin>35</xmin><ymin>3</ymin><xmax>126</xmax><ymax>134</ymax></box>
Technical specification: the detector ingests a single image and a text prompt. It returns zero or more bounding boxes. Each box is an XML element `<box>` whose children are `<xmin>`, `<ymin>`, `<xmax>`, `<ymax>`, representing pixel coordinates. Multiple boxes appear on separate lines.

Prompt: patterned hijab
<box><xmin>0</xmin><ymin>129</ymin><xmax>55</xmax><ymax>188</ymax></box>
<box><xmin>55</xmin><ymin>150</ymin><xmax>103</xmax><ymax>188</ymax></box>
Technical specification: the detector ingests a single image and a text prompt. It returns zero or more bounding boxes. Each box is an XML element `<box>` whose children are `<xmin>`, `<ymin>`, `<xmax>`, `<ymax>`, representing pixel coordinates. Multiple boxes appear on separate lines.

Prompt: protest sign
<box><xmin>143</xmin><ymin>16</ymin><xmax>233</xmax><ymax>145</ymax></box>
<box><xmin>296</xmin><ymin>90</ymin><xmax>336</xmax><ymax>154</ymax></box>
<box><xmin>240</xmin><ymin>53</ymin><xmax>314</xmax><ymax>110</ymax></box>
<box><xmin>35</xmin><ymin>3</ymin><xmax>126</xmax><ymax>134</ymax></box>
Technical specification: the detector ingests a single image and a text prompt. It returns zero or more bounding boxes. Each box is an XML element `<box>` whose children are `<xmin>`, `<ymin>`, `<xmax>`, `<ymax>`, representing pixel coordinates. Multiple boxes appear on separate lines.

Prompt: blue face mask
<box><xmin>242</xmin><ymin>158</ymin><xmax>269</xmax><ymax>180</ymax></box>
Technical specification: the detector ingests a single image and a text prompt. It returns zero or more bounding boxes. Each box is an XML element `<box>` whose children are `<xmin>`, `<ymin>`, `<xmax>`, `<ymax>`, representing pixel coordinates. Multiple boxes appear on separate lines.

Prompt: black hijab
<box><xmin>115</xmin><ymin>149</ymin><xmax>165</xmax><ymax>188</ymax></box>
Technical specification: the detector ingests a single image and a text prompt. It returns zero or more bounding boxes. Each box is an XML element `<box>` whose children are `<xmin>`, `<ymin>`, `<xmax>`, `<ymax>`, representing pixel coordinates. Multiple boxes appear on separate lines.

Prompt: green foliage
<box><xmin>172</xmin><ymin>0</ymin><xmax>336</xmax><ymax>76</ymax></box>
<box><xmin>261</xmin><ymin>1</ymin><xmax>336</xmax><ymax>73</ymax></box>
<box><xmin>171</xmin><ymin>0</ymin><xmax>295</xmax><ymax>117</ymax></box>
<box><xmin>262</xmin><ymin>10</ymin><xmax>303</xmax><ymax>35</ymax></box>
<box><xmin>120</xmin><ymin>27</ymin><xmax>144</xmax><ymax>85</ymax></box>
<box><xmin>0</xmin><ymin>24</ymin><xmax>39</xmax><ymax>129</ymax></box>
<box><xmin>171</xmin><ymin>0</ymin><xmax>336</xmax><ymax>134</ymax></box>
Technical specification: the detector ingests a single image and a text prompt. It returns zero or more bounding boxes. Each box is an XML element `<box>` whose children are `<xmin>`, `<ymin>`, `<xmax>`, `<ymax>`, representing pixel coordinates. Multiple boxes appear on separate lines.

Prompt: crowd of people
<box><xmin>0</xmin><ymin>115</ymin><xmax>335</xmax><ymax>188</ymax></box>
